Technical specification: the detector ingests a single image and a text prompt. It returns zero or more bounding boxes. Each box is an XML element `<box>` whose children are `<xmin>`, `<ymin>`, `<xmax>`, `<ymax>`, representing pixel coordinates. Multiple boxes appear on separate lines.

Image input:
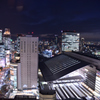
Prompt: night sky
<box><xmin>0</xmin><ymin>0</ymin><xmax>100</xmax><ymax>41</ymax></box>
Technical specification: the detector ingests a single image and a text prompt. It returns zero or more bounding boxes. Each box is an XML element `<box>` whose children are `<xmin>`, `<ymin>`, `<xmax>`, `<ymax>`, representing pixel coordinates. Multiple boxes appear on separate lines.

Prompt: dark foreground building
<box><xmin>39</xmin><ymin>52</ymin><xmax>100</xmax><ymax>100</ymax></box>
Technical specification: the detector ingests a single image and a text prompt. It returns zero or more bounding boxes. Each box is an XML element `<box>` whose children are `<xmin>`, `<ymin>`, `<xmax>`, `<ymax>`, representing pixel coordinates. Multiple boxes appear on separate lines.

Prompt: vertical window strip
<box><xmin>21</xmin><ymin>41</ymin><xmax>23</xmax><ymax>52</ymax></box>
<box><xmin>32</xmin><ymin>41</ymin><xmax>34</xmax><ymax>53</ymax></box>
<box><xmin>35</xmin><ymin>41</ymin><xmax>37</xmax><ymax>53</ymax></box>
<box><xmin>24</xmin><ymin>41</ymin><xmax>26</xmax><ymax>53</ymax></box>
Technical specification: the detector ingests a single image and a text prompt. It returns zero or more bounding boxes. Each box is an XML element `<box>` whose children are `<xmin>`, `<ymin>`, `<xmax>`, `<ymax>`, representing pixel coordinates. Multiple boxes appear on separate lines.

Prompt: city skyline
<box><xmin>0</xmin><ymin>23</ymin><xmax>100</xmax><ymax>99</ymax></box>
<box><xmin>0</xmin><ymin>0</ymin><xmax>100</xmax><ymax>41</ymax></box>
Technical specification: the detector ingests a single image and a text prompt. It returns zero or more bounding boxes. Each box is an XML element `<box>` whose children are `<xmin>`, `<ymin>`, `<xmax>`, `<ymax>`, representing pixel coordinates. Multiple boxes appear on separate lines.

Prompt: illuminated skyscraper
<box><xmin>3</xmin><ymin>28</ymin><xmax>12</xmax><ymax>50</ymax></box>
<box><xmin>3</xmin><ymin>28</ymin><xmax>12</xmax><ymax>67</ymax></box>
<box><xmin>0</xmin><ymin>29</ymin><xmax>5</xmax><ymax>67</ymax></box>
<box><xmin>16</xmin><ymin>34</ymin><xmax>23</xmax><ymax>53</ymax></box>
<box><xmin>62</xmin><ymin>31</ymin><xmax>80</xmax><ymax>52</ymax></box>
<box><xmin>0</xmin><ymin>43</ymin><xmax>5</xmax><ymax>67</ymax></box>
<box><xmin>18</xmin><ymin>35</ymin><xmax>38</xmax><ymax>90</ymax></box>
<box><xmin>0</xmin><ymin>29</ymin><xmax>2</xmax><ymax>43</ymax></box>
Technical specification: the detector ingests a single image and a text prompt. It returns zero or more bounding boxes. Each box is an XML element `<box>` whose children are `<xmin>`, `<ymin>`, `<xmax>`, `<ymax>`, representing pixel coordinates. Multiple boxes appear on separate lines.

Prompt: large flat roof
<box><xmin>39</xmin><ymin>54</ymin><xmax>89</xmax><ymax>81</ymax></box>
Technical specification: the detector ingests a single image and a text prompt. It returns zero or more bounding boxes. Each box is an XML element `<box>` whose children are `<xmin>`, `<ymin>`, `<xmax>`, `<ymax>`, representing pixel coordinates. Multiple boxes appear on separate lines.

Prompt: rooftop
<box><xmin>39</xmin><ymin>54</ymin><xmax>89</xmax><ymax>81</ymax></box>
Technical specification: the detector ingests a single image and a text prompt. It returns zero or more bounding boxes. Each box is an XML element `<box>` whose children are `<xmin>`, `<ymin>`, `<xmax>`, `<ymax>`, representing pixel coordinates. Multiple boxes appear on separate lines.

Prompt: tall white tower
<box><xmin>18</xmin><ymin>35</ymin><xmax>38</xmax><ymax>90</ymax></box>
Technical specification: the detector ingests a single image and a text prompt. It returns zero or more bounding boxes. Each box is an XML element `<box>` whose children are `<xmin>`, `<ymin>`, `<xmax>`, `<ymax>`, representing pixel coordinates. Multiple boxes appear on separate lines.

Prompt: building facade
<box><xmin>0</xmin><ymin>29</ymin><xmax>2</xmax><ymax>43</ymax></box>
<box><xmin>0</xmin><ymin>43</ymin><xmax>5</xmax><ymax>59</ymax></box>
<box><xmin>18</xmin><ymin>35</ymin><xmax>38</xmax><ymax>89</ymax></box>
<box><xmin>62</xmin><ymin>31</ymin><xmax>80</xmax><ymax>52</ymax></box>
<box><xmin>3</xmin><ymin>28</ymin><xmax>12</xmax><ymax>50</ymax></box>
<box><xmin>16</xmin><ymin>34</ymin><xmax>24</xmax><ymax>53</ymax></box>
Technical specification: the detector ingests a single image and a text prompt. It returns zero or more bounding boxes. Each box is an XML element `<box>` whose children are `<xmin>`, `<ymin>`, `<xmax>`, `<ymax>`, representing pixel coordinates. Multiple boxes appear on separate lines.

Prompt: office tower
<box><xmin>0</xmin><ymin>43</ymin><xmax>5</xmax><ymax>58</ymax></box>
<box><xmin>0</xmin><ymin>30</ymin><xmax>5</xmax><ymax>67</ymax></box>
<box><xmin>3</xmin><ymin>28</ymin><xmax>12</xmax><ymax>67</ymax></box>
<box><xmin>0</xmin><ymin>29</ymin><xmax>2</xmax><ymax>43</ymax></box>
<box><xmin>3</xmin><ymin>28</ymin><xmax>12</xmax><ymax>50</ymax></box>
<box><xmin>0</xmin><ymin>43</ymin><xmax>5</xmax><ymax>68</ymax></box>
<box><xmin>62</xmin><ymin>31</ymin><xmax>80</xmax><ymax>52</ymax></box>
<box><xmin>0</xmin><ymin>30</ymin><xmax>4</xmax><ymax>59</ymax></box>
<box><xmin>18</xmin><ymin>35</ymin><xmax>38</xmax><ymax>90</ymax></box>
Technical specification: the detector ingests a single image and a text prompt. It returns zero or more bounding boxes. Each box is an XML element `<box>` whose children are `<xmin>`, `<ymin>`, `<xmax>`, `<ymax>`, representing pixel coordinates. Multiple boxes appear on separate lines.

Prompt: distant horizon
<box><xmin>10</xmin><ymin>33</ymin><xmax>100</xmax><ymax>42</ymax></box>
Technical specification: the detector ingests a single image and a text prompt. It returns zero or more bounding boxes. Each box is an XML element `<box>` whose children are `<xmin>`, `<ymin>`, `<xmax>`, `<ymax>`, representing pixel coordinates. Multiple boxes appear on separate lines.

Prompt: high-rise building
<box><xmin>3</xmin><ymin>28</ymin><xmax>12</xmax><ymax>67</ymax></box>
<box><xmin>0</xmin><ymin>29</ymin><xmax>4</xmax><ymax>58</ymax></box>
<box><xmin>62</xmin><ymin>31</ymin><xmax>80</xmax><ymax>52</ymax></box>
<box><xmin>18</xmin><ymin>35</ymin><xmax>38</xmax><ymax>90</ymax></box>
<box><xmin>3</xmin><ymin>28</ymin><xmax>12</xmax><ymax>50</ymax></box>
<box><xmin>0</xmin><ymin>29</ymin><xmax>5</xmax><ymax>67</ymax></box>
<box><xmin>0</xmin><ymin>29</ymin><xmax>2</xmax><ymax>43</ymax></box>
<box><xmin>0</xmin><ymin>43</ymin><xmax>5</xmax><ymax>68</ymax></box>
<box><xmin>0</xmin><ymin>43</ymin><xmax>5</xmax><ymax>58</ymax></box>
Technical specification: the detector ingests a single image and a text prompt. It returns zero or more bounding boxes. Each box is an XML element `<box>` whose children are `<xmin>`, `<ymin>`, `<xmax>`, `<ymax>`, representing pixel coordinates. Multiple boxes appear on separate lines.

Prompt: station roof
<box><xmin>39</xmin><ymin>54</ymin><xmax>89</xmax><ymax>81</ymax></box>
